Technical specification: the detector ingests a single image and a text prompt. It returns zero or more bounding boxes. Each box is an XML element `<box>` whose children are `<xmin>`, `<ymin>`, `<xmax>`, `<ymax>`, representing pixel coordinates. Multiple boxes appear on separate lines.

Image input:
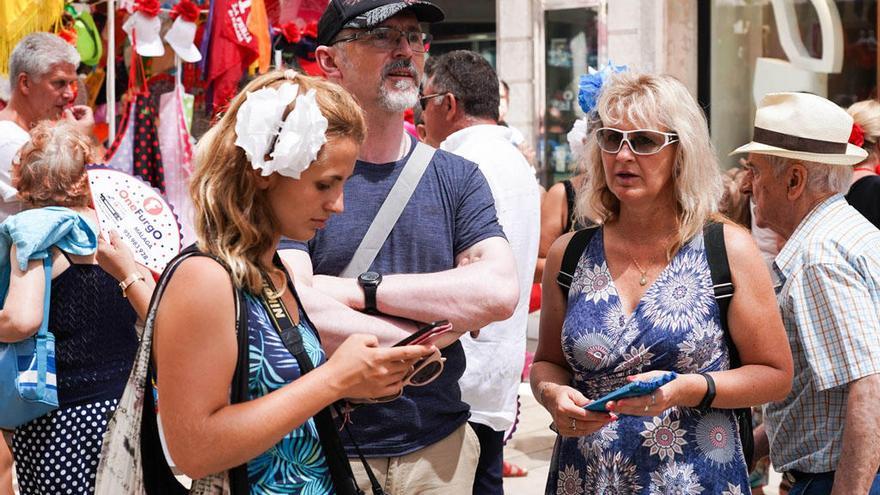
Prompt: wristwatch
<box><xmin>357</xmin><ymin>271</ymin><xmax>382</xmax><ymax>314</ymax></box>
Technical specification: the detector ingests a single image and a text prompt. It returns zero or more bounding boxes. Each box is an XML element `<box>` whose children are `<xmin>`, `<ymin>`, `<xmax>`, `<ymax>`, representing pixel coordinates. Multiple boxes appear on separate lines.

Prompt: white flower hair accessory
<box><xmin>271</xmin><ymin>88</ymin><xmax>328</xmax><ymax>179</ymax></box>
<box><xmin>233</xmin><ymin>82</ymin><xmax>329</xmax><ymax>179</ymax></box>
<box><xmin>567</xmin><ymin>117</ymin><xmax>588</xmax><ymax>161</ymax></box>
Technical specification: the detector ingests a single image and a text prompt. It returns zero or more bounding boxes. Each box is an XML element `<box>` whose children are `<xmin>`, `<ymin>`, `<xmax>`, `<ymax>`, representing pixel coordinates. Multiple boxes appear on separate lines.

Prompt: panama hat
<box><xmin>731</xmin><ymin>92</ymin><xmax>867</xmax><ymax>166</ymax></box>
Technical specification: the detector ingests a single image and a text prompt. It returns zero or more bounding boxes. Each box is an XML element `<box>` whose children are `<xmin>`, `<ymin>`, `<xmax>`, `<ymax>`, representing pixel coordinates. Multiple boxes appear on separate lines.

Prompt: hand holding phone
<box><xmin>584</xmin><ymin>372</ymin><xmax>678</xmax><ymax>412</ymax></box>
<box><xmin>393</xmin><ymin>320</ymin><xmax>451</xmax><ymax>347</ymax></box>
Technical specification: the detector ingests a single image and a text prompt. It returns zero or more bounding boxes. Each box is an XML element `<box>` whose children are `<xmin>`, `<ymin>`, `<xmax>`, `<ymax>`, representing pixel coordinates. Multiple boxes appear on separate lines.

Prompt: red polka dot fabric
<box><xmin>133</xmin><ymin>94</ymin><xmax>166</xmax><ymax>193</ymax></box>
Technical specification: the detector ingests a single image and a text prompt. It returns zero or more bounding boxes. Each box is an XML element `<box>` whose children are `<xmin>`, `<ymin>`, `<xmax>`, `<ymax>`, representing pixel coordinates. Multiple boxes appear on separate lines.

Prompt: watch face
<box><xmin>360</xmin><ymin>272</ymin><xmax>380</xmax><ymax>284</ymax></box>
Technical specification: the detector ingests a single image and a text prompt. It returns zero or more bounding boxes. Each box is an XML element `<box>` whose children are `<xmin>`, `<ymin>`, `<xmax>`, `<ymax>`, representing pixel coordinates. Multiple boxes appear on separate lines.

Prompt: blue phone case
<box><xmin>584</xmin><ymin>372</ymin><xmax>678</xmax><ymax>412</ymax></box>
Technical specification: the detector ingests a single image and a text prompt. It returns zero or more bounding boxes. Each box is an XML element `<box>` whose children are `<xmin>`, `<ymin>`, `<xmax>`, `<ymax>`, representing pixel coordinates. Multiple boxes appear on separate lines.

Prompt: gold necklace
<box><xmin>625</xmin><ymin>249</ymin><xmax>654</xmax><ymax>286</ymax></box>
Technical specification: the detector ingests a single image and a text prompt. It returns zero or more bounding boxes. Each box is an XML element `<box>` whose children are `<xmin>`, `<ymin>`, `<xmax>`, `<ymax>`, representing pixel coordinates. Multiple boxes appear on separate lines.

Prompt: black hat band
<box><xmin>753</xmin><ymin>127</ymin><xmax>847</xmax><ymax>154</ymax></box>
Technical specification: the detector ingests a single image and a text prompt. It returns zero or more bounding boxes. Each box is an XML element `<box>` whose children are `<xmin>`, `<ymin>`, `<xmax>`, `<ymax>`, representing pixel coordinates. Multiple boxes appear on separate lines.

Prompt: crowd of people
<box><xmin>0</xmin><ymin>0</ymin><xmax>878</xmax><ymax>494</ymax></box>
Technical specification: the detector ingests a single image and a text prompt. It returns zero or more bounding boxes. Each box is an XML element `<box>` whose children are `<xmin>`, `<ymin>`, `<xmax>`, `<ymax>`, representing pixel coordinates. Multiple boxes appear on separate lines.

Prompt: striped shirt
<box><xmin>765</xmin><ymin>194</ymin><xmax>880</xmax><ymax>473</ymax></box>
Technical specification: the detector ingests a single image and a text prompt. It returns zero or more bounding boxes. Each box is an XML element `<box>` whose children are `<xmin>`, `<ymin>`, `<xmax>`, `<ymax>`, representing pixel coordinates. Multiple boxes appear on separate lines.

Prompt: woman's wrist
<box><xmin>673</xmin><ymin>374</ymin><xmax>709</xmax><ymax>408</ymax></box>
<box><xmin>537</xmin><ymin>382</ymin><xmax>560</xmax><ymax>408</ymax></box>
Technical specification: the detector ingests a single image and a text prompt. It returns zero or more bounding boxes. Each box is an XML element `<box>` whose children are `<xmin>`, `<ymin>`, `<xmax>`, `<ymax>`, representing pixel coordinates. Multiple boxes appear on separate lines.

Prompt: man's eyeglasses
<box><xmin>333</xmin><ymin>27</ymin><xmax>433</xmax><ymax>53</ymax></box>
<box><xmin>595</xmin><ymin>127</ymin><xmax>679</xmax><ymax>155</ymax></box>
<box><xmin>418</xmin><ymin>92</ymin><xmax>447</xmax><ymax>110</ymax></box>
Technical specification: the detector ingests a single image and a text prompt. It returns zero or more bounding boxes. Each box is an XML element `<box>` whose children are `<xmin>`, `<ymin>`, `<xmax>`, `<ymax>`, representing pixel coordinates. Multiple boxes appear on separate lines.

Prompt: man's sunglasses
<box><xmin>418</xmin><ymin>92</ymin><xmax>447</xmax><ymax>110</ymax></box>
<box><xmin>595</xmin><ymin>127</ymin><xmax>679</xmax><ymax>155</ymax></box>
<box><xmin>332</xmin><ymin>27</ymin><xmax>433</xmax><ymax>53</ymax></box>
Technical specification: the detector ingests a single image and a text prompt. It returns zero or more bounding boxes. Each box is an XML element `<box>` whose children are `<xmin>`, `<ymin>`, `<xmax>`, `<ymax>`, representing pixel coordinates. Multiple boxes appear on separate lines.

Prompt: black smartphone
<box><xmin>393</xmin><ymin>320</ymin><xmax>450</xmax><ymax>347</ymax></box>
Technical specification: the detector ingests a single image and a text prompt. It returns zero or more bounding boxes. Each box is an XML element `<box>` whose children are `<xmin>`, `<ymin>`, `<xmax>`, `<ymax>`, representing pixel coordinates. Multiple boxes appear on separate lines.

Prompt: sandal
<box><xmin>502</xmin><ymin>460</ymin><xmax>528</xmax><ymax>478</ymax></box>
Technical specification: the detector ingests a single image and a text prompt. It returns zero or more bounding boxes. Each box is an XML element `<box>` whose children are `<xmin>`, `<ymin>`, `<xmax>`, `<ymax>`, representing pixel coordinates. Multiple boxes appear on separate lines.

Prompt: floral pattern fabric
<box><xmin>245</xmin><ymin>293</ymin><xmax>334</xmax><ymax>495</ymax></box>
<box><xmin>546</xmin><ymin>229</ymin><xmax>750</xmax><ymax>495</ymax></box>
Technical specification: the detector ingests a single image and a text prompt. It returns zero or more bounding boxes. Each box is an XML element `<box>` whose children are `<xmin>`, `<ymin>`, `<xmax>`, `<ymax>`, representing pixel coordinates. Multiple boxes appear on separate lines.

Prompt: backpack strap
<box><xmin>702</xmin><ymin>222</ymin><xmax>739</xmax><ymax>366</ymax></box>
<box><xmin>556</xmin><ymin>226</ymin><xmax>600</xmax><ymax>300</ymax></box>
<box><xmin>702</xmin><ymin>222</ymin><xmax>754</xmax><ymax>467</ymax></box>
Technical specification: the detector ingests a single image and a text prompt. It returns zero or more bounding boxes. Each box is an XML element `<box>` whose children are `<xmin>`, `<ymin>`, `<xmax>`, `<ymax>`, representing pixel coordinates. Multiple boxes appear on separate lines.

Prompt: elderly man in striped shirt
<box><xmin>735</xmin><ymin>92</ymin><xmax>880</xmax><ymax>495</ymax></box>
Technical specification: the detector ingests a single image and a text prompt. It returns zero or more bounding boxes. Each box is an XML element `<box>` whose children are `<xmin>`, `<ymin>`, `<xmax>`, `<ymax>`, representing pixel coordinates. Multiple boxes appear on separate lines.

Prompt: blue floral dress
<box><xmin>245</xmin><ymin>293</ymin><xmax>334</xmax><ymax>495</ymax></box>
<box><xmin>546</xmin><ymin>229</ymin><xmax>750</xmax><ymax>495</ymax></box>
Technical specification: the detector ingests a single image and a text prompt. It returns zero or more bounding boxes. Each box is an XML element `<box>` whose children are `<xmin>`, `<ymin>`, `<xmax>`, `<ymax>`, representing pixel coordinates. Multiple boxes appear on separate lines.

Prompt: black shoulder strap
<box><xmin>260</xmin><ymin>262</ymin><xmax>368</xmax><ymax>495</ymax></box>
<box><xmin>702</xmin><ymin>222</ymin><xmax>755</xmax><ymax>467</ymax></box>
<box><xmin>556</xmin><ymin>226</ymin><xmax>600</xmax><ymax>300</ymax></box>
<box><xmin>702</xmin><ymin>222</ymin><xmax>739</xmax><ymax>367</ymax></box>
<box><xmin>142</xmin><ymin>244</ymin><xmax>250</xmax><ymax>495</ymax></box>
<box><xmin>562</xmin><ymin>180</ymin><xmax>576</xmax><ymax>233</ymax></box>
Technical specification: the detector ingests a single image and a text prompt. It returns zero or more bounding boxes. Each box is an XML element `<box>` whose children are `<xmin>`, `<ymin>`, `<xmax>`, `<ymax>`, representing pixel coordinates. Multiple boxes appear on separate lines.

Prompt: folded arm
<box><xmin>291</xmin><ymin>236</ymin><xmax>518</xmax><ymax>332</ymax></box>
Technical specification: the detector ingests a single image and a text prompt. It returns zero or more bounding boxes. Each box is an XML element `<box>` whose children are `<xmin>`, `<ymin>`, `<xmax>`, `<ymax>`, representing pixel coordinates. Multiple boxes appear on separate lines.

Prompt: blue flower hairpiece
<box><xmin>577</xmin><ymin>61</ymin><xmax>628</xmax><ymax>114</ymax></box>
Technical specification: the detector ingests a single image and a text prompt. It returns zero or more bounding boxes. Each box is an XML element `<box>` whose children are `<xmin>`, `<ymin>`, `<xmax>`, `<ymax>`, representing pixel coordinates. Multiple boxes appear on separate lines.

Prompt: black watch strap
<box><xmin>697</xmin><ymin>373</ymin><xmax>716</xmax><ymax>411</ymax></box>
<box><xmin>363</xmin><ymin>284</ymin><xmax>378</xmax><ymax>314</ymax></box>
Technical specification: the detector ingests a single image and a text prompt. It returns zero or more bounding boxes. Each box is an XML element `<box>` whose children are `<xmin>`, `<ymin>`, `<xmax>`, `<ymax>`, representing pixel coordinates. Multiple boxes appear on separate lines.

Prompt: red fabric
<box><xmin>280</xmin><ymin>22</ymin><xmax>301</xmax><ymax>43</ymax></box>
<box><xmin>206</xmin><ymin>0</ymin><xmax>257</xmax><ymax>114</ymax></box>
<box><xmin>137</xmin><ymin>0</ymin><xmax>161</xmax><ymax>17</ymax></box>
<box><xmin>223</xmin><ymin>0</ymin><xmax>259</xmax><ymax>58</ymax></box>
<box><xmin>529</xmin><ymin>283</ymin><xmax>541</xmax><ymax>313</ymax></box>
<box><xmin>171</xmin><ymin>0</ymin><xmax>201</xmax><ymax>22</ymax></box>
<box><xmin>850</xmin><ymin>123</ymin><xmax>865</xmax><ymax>148</ymax></box>
<box><xmin>133</xmin><ymin>93</ymin><xmax>166</xmax><ymax>192</ymax></box>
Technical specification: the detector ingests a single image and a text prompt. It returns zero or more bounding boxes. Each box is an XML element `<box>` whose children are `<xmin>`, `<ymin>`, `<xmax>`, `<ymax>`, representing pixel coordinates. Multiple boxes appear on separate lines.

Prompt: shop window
<box><xmin>541</xmin><ymin>7</ymin><xmax>599</xmax><ymax>186</ymax></box>
<box><xmin>710</xmin><ymin>1</ymin><xmax>877</xmax><ymax>169</ymax></box>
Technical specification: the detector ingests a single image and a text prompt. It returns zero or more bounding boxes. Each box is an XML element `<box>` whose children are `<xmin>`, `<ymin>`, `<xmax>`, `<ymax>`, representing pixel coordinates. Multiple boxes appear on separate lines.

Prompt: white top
<box><xmin>0</xmin><ymin>121</ymin><xmax>29</xmax><ymax>221</ymax></box>
<box><xmin>442</xmin><ymin>124</ymin><xmax>541</xmax><ymax>431</ymax></box>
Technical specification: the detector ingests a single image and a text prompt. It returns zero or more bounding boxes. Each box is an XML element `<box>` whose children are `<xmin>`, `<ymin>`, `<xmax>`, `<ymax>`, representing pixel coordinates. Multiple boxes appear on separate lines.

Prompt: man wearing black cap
<box><xmin>279</xmin><ymin>0</ymin><xmax>519</xmax><ymax>493</ymax></box>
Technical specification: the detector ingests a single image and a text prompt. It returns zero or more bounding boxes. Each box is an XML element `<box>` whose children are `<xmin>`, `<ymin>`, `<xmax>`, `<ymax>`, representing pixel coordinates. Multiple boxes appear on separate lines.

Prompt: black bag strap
<box><xmin>702</xmin><ymin>222</ymin><xmax>739</xmax><ymax>366</ymax></box>
<box><xmin>702</xmin><ymin>222</ymin><xmax>754</xmax><ymax>467</ymax></box>
<box><xmin>562</xmin><ymin>179</ymin><xmax>576</xmax><ymax>233</ymax></box>
<box><xmin>142</xmin><ymin>244</ymin><xmax>250</xmax><ymax>495</ymax></box>
<box><xmin>260</xmin><ymin>262</ymin><xmax>374</xmax><ymax>495</ymax></box>
<box><xmin>556</xmin><ymin>226</ymin><xmax>600</xmax><ymax>300</ymax></box>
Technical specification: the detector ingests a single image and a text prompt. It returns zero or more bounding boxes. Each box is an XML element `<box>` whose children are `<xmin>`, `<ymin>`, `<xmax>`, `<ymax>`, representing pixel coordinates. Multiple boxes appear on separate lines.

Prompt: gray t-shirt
<box><xmin>280</xmin><ymin>136</ymin><xmax>505</xmax><ymax>456</ymax></box>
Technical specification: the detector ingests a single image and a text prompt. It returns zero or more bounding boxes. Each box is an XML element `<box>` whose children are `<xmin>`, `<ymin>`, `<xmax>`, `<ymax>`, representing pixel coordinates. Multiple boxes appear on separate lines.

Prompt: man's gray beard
<box><xmin>378</xmin><ymin>79</ymin><xmax>418</xmax><ymax>113</ymax></box>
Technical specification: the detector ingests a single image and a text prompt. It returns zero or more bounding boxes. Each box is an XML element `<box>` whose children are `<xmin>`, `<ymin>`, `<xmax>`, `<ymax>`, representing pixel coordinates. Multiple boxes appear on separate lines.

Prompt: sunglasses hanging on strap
<box><xmin>259</xmin><ymin>264</ymin><xmax>385</xmax><ymax>495</ymax></box>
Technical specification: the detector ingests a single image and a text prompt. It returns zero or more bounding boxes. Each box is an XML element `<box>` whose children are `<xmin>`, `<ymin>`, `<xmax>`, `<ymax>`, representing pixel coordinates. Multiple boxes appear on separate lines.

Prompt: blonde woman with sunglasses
<box><xmin>531</xmin><ymin>72</ymin><xmax>792</xmax><ymax>494</ymax></box>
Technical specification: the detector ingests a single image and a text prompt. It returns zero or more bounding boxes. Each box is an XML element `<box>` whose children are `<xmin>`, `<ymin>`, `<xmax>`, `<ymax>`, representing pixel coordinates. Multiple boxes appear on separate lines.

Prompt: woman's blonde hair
<box><xmin>576</xmin><ymin>72</ymin><xmax>723</xmax><ymax>253</ymax></box>
<box><xmin>847</xmin><ymin>99</ymin><xmax>880</xmax><ymax>165</ymax></box>
<box><xmin>190</xmin><ymin>71</ymin><xmax>366</xmax><ymax>294</ymax></box>
<box><xmin>13</xmin><ymin>121</ymin><xmax>94</xmax><ymax>208</ymax></box>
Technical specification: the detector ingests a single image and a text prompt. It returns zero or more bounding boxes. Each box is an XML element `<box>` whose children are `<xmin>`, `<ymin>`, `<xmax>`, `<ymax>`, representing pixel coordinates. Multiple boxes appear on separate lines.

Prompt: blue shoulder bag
<box><xmin>0</xmin><ymin>256</ymin><xmax>59</xmax><ymax>429</ymax></box>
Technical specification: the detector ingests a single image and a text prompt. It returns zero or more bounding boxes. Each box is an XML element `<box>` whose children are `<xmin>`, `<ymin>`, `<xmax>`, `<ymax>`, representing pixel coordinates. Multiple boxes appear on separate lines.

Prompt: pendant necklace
<box><xmin>627</xmin><ymin>251</ymin><xmax>653</xmax><ymax>286</ymax></box>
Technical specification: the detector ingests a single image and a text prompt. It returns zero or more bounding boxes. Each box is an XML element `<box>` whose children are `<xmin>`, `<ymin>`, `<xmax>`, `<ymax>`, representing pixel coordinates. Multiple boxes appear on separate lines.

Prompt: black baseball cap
<box><xmin>317</xmin><ymin>0</ymin><xmax>445</xmax><ymax>46</ymax></box>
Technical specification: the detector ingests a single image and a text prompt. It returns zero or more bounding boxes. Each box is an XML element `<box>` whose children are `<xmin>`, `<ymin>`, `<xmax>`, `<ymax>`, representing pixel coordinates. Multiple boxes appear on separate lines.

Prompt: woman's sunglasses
<box><xmin>348</xmin><ymin>348</ymin><xmax>446</xmax><ymax>404</ymax></box>
<box><xmin>595</xmin><ymin>127</ymin><xmax>679</xmax><ymax>155</ymax></box>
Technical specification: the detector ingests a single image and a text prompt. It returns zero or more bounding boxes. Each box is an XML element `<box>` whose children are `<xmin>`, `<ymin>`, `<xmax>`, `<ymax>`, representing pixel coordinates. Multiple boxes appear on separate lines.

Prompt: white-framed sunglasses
<box><xmin>595</xmin><ymin>127</ymin><xmax>679</xmax><ymax>155</ymax></box>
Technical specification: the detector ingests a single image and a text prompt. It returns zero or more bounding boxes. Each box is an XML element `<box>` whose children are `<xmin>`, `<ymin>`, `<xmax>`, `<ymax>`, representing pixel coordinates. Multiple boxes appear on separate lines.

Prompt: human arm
<box><xmin>153</xmin><ymin>256</ymin><xmax>435</xmax><ymax>479</ymax></box>
<box><xmin>95</xmin><ymin>230</ymin><xmax>156</xmax><ymax>322</ymax></box>
<box><xmin>610</xmin><ymin>223</ymin><xmax>793</xmax><ymax>415</ymax></box>
<box><xmin>279</xmin><ymin>249</ymin><xmax>429</xmax><ymax>352</ymax></box>
<box><xmin>534</xmin><ymin>181</ymin><xmax>569</xmax><ymax>283</ymax></box>
<box><xmin>832</xmin><ymin>373</ymin><xmax>880</xmax><ymax>494</ymax></box>
<box><xmin>529</xmin><ymin>232</ymin><xmax>615</xmax><ymax>436</ymax></box>
<box><xmin>0</xmin><ymin>245</ymin><xmax>45</xmax><ymax>342</ymax></box>
<box><xmin>295</xmin><ymin>236</ymin><xmax>519</xmax><ymax>333</ymax></box>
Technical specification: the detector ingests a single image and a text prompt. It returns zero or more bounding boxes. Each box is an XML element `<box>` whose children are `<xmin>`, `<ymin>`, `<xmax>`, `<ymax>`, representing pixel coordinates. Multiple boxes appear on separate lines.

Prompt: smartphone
<box><xmin>584</xmin><ymin>372</ymin><xmax>678</xmax><ymax>412</ymax></box>
<box><xmin>393</xmin><ymin>320</ymin><xmax>450</xmax><ymax>347</ymax></box>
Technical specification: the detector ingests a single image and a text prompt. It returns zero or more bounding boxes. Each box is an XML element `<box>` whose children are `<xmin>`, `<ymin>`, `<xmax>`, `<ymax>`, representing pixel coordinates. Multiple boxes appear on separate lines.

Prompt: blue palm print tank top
<box><xmin>546</xmin><ymin>229</ymin><xmax>750</xmax><ymax>495</ymax></box>
<box><xmin>245</xmin><ymin>292</ymin><xmax>333</xmax><ymax>494</ymax></box>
